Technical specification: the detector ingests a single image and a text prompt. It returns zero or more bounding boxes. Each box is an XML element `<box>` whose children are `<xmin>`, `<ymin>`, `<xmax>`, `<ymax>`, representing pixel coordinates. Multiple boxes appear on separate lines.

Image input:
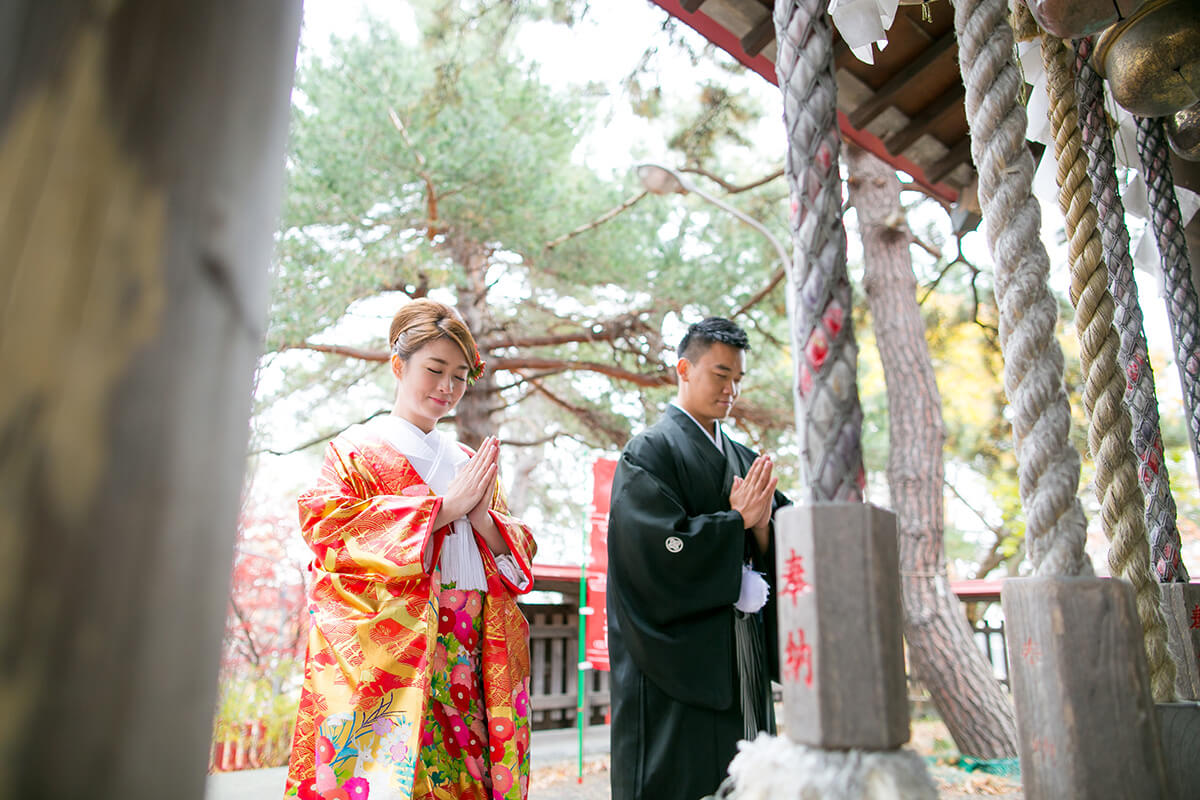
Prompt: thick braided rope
<box><xmin>774</xmin><ymin>0</ymin><xmax>864</xmax><ymax>503</ymax></box>
<box><xmin>1038</xmin><ymin>28</ymin><xmax>1174</xmax><ymax>702</ymax></box>
<box><xmin>1075</xmin><ymin>38</ymin><xmax>1189</xmax><ymax>584</ymax></box>
<box><xmin>1134</xmin><ymin>115</ymin><xmax>1200</xmax><ymax>484</ymax></box>
<box><xmin>952</xmin><ymin>0</ymin><xmax>1091</xmax><ymax>576</ymax></box>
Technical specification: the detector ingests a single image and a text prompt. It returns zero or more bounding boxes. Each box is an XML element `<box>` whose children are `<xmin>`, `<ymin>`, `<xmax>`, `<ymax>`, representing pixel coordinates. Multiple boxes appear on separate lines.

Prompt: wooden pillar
<box><xmin>1002</xmin><ymin>577</ymin><xmax>1168</xmax><ymax>799</ymax></box>
<box><xmin>774</xmin><ymin>503</ymin><xmax>909</xmax><ymax>748</ymax></box>
<box><xmin>0</xmin><ymin>2</ymin><xmax>301</xmax><ymax>798</ymax></box>
<box><xmin>1157</xmin><ymin>702</ymin><xmax>1200</xmax><ymax>797</ymax></box>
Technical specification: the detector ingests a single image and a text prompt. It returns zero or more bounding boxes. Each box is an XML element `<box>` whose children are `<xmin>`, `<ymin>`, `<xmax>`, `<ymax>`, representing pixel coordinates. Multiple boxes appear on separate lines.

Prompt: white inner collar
<box><xmin>670</xmin><ymin>401</ymin><xmax>724</xmax><ymax>455</ymax></box>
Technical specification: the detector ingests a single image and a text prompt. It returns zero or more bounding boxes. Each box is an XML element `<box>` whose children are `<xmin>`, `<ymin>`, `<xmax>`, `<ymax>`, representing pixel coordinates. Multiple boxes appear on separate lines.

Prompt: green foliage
<box><xmin>667</xmin><ymin>83</ymin><xmax>758</xmax><ymax>165</ymax></box>
<box><xmin>211</xmin><ymin>659</ymin><xmax>304</xmax><ymax>769</ymax></box>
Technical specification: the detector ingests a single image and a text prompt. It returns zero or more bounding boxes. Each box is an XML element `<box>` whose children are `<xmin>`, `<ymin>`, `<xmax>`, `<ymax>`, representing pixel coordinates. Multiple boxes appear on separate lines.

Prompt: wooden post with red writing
<box><xmin>1159</xmin><ymin>582</ymin><xmax>1200</xmax><ymax>700</ymax></box>
<box><xmin>774</xmin><ymin>502</ymin><xmax>909</xmax><ymax>749</ymax></box>
<box><xmin>1002</xmin><ymin>577</ymin><xmax>1168</xmax><ymax>799</ymax></box>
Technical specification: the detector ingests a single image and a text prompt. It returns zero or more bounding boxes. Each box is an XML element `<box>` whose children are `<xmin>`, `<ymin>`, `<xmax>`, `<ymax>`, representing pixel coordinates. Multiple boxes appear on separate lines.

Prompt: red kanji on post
<box><xmin>785</xmin><ymin>629</ymin><xmax>814</xmax><ymax>688</ymax></box>
<box><xmin>781</xmin><ymin>549</ymin><xmax>811</xmax><ymax>604</ymax></box>
<box><xmin>1021</xmin><ymin>636</ymin><xmax>1042</xmax><ymax>667</ymax></box>
<box><xmin>1031</xmin><ymin>736</ymin><xmax>1056</xmax><ymax>762</ymax></box>
<box><xmin>1190</xmin><ymin>603</ymin><xmax>1200</xmax><ymax>630</ymax></box>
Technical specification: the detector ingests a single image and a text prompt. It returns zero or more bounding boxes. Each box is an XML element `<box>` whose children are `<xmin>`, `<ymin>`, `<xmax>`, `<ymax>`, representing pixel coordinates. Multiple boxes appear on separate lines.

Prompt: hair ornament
<box><xmin>469</xmin><ymin>352</ymin><xmax>486</xmax><ymax>384</ymax></box>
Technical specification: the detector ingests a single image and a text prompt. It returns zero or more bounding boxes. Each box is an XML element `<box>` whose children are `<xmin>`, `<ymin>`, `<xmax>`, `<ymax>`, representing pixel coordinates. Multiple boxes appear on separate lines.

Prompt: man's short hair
<box><xmin>676</xmin><ymin>317</ymin><xmax>751</xmax><ymax>362</ymax></box>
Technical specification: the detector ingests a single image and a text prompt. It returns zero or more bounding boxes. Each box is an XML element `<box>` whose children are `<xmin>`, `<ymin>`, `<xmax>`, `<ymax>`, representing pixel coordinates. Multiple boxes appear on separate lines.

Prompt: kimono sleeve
<box><xmin>608</xmin><ymin>440</ymin><xmax>744</xmax><ymax>628</ymax></box>
<box><xmin>607</xmin><ymin>434</ymin><xmax>747</xmax><ymax>708</ymax></box>
<box><xmin>298</xmin><ymin>438</ymin><xmax>444</xmax><ymax>581</ymax></box>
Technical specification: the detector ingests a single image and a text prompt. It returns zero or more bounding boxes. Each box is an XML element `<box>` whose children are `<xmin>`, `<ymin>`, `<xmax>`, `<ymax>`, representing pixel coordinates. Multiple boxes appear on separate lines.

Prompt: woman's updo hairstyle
<box><xmin>388</xmin><ymin>299</ymin><xmax>485</xmax><ymax>382</ymax></box>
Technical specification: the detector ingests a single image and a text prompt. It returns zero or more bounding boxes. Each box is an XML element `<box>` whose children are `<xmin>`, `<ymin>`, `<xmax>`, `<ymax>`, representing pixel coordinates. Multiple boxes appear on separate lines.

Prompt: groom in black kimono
<box><xmin>607</xmin><ymin>317</ymin><xmax>790</xmax><ymax>800</ymax></box>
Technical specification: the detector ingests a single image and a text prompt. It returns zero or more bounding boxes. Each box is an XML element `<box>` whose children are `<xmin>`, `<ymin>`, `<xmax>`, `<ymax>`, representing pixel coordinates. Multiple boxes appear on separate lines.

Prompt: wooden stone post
<box><xmin>1157</xmin><ymin>583</ymin><xmax>1200</xmax><ymax>797</ymax></box>
<box><xmin>775</xmin><ymin>503</ymin><xmax>909</xmax><ymax>749</ymax></box>
<box><xmin>1157</xmin><ymin>703</ymin><xmax>1200</xmax><ymax>797</ymax></box>
<box><xmin>0</xmin><ymin>2</ymin><xmax>301</xmax><ymax>798</ymax></box>
<box><xmin>1002</xmin><ymin>578</ymin><xmax>1169</xmax><ymax>799</ymax></box>
<box><xmin>1160</xmin><ymin>582</ymin><xmax>1200</xmax><ymax>699</ymax></box>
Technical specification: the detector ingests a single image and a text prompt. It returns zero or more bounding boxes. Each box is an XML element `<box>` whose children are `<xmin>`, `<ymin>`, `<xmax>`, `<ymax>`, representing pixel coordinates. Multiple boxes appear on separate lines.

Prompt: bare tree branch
<box><xmin>943</xmin><ymin>478</ymin><xmax>1014</xmax><ymax>580</ymax></box>
<box><xmin>544</xmin><ymin>191</ymin><xmax>648</xmax><ymax>250</ymax></box>
<box><xmin>680</xmin><ymin>166</ymin><xmax>785</xmax><ymax>194</ymax></box>
<box><xmin>252</xmin><ymin>410</ymin><xmax>391</xmax><ymax>456</ymax></box>
<box><xmin>228</xmin><ymin>595</ymin><xmax>261</xmax><ymax>668</ymax></box>
<box><xmin>502</xmin><ymin>433</ymin><xmax>562</xmax><ymax>447</ymax></box>
<box><xmin>480</xmin><ymin>310</ymin><xmax>655</xmax><ymax>349</ymax></box>
<box><xmin>378</xmin><ymin>271</ymin><xmax>429</xmax><ymax>299</ymax></box>
<box><xmin>492</xmin><ymin>355</ymin><xmax>674</xmax><ymax>387</ymax></box>
<box><xmin>899</xmin><ymin>181</ymin><xmax>953</xmax><ymax>214</ymax></box>
<box><xmin>732</xmin><ymin>266</ymin><xmax>786</xmax><ymax>317</ymax></box>
<box><xmin>496</xmin><ymin>369</ymin><xmax>566</xmax><ymax>388</ymax></box>
<box><xmin>909</xmin><ymin>233</ymin><xmax>942</xmax><ymax>260</ymax></box>
<box><xmin>919</xmin><ymin>259</ymin><xmax>960</xmax><ymax>306</ymax></box>
<box><xmin>944</xmin><ymin>478</ymin><xmax>1006</xmax><ymax>539</ymax></box>
<box><xmin>727</xmin><ymin>398</ymin><xmax>789</xmax><ymax>435</ymax></box>
<box><xmin>387</xmin><ymin>106</ymin><xmax>442</xmax><ymax>239</ymax></box>
<box><xmin>283</xmin><ymin>341</ymin><xmax>389</xmax><ymax>362</ymax></box>
<box><xmin>280</xmin><ymin>341</ymin><xmax>673</xmax><ymax>387</ymax></box>
<box><xmin>518</xmin><ymin>372</ymin><xmax>631</xmax><ymax>447</ymax></box>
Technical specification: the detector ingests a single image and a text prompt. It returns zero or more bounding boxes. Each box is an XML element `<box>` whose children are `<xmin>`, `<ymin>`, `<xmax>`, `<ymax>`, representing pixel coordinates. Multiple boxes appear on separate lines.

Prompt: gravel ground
<box><xmin>529</xmin><ymin>760</ymin><xmax>1023</xmax><ymax>800</ymax></box>
<box><xmin>528</xmin><ymin>718</ymin><xmax>1025</xmax><ymax>800</ymax></box>
<box><xmin>529</xmin><ymin>757</ymin><xmax>612</xmax><ymax>800</ymax></box>
<box><xmin>529</xmin><ymin>759</ymin><xmax>1023</xmax><ymax>800</ymax></box>
<box><xmin>208</xmin><ymin>720</ymin><xmax>1024</xmax><ymax>799</ymax></box>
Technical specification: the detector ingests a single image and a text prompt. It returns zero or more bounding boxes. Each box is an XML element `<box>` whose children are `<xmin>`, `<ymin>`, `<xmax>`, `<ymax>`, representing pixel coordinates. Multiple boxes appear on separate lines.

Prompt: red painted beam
<box><xmin>647</xmin><ymin>0</ymin><xmax>959</xmax><ymax>204</ymax></box>
<box><xmin>949</xmin><ymin>578</ymin><xmax>1005</xmax><ymax>600</ymax></box>
<box><xmin>532</xmin><ymin>563</ymin><xmax>587</xmax><ymax>582</ymax></box>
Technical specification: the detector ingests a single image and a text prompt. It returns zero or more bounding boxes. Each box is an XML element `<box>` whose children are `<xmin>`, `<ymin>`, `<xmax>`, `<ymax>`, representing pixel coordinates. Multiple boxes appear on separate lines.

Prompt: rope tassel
<box><xmin>1035</xmin><ymin>22</ymin><xmax>1175</xmax><ymax>702</ymax></box>
<box><xmin>1133</xmin><ymin>114</ymin><xmax>1200</xmax><ymax>492</ymax></box>
<box><xmin>1073</xmin><ymin>37</ymin><xmax>1189</xmax><ymax>585</ymax></box>
<box><xmin>734</xmin><ymin>610</ymin><xmax>774</xmax><ymax>740</ymax></box>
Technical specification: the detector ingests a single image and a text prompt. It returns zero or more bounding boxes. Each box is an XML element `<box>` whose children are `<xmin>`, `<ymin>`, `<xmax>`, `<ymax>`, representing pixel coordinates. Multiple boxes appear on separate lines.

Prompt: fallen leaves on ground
<box><xmin>935</xmin><ymin>772</ymin><xmax>1022</xmax><ymax>796</ymax></box>
<box><xmin>529</xmin><ymin>758</ymin><xmax>609</xmax><ymax>790</ymax></box>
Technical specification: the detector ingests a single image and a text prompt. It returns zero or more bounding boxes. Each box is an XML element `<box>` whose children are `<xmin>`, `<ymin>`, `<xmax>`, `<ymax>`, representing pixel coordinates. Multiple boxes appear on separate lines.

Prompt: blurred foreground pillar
<box><xmin>0</xmin><ymin>2</ymin><xmax>302</xmax><ymax>797</ymax></box>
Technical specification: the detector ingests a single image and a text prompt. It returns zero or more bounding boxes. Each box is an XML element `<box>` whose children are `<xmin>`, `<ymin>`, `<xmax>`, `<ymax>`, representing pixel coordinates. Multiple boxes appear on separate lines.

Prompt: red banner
<box><xmin>588</xmin><ymin>457</ymin><xmax>615</xmax><ymax>573</ymax></box>
<box><xmin>585</xmin><ymin>575</ymin><xmax>608</xmax><ymax>671</ymax></box>
<box><xmin>585</xmin><ymin>458</ymin><xmax>617</xmax><ymax>671</ymax></box>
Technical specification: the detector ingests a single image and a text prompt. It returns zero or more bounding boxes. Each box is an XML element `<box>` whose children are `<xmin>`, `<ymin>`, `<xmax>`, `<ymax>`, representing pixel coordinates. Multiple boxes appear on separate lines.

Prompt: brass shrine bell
<box><xmin>1094</xmin><ymin>0</ymin><xmax>1200</xmax><ymax>118</ymax></box>
<box><xmin>1026</xmin><ymin>0</ymin><xmax>1146</xmax><ymax>39</ymax></box>
<box><xmin>1167</xmin><ymin>102</ymin><xmax>1200</xmax><ymax>161</ymax></box>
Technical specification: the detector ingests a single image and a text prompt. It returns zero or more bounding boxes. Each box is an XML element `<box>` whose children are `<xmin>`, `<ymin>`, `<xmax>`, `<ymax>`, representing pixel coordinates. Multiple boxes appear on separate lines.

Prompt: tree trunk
<box><xmin>0</xmin><ymin>3</ymin><xmax>301</xmax><ymax>798</ymax></box>
<box><xmin>505</xmin><ymin>444</ymin><xmax>543</xmax><ymax>516</ymax></box>
<box><xmin>845</xmin><ymin>145</ymin><xmax>1017</xmax><ymax>760</ymax></box>
<box><xmin>448</xmin><ymin>233</ymin><xmax>498</xmax><ymax>449</ymax></box>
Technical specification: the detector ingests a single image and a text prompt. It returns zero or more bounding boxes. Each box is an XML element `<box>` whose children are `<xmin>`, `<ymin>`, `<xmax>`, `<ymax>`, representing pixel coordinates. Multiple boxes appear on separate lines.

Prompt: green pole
<box><xmin>577</xmin><ymin>558</ymin><xmax>587</xmax><ymax>783</ymax></box>
<box><xmin>573</xmin><ymin>513</ymin><xmax>588</xmax><ymax>782</ymax></box>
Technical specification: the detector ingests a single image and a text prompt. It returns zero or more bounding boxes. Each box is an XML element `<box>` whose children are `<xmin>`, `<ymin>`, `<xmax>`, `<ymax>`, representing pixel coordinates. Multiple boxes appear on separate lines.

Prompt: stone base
<box><xmin>703</xmin><ymin>733</ymin><xmax>937</xmax><ymax>800</ymax></box>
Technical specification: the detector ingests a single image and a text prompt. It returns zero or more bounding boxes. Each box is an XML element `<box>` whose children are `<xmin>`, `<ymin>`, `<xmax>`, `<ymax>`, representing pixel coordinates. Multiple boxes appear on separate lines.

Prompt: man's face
<box><xmin>677</xmin><ymin>341</ymin><xmax>746</xmax><ymax>430</ymax></box>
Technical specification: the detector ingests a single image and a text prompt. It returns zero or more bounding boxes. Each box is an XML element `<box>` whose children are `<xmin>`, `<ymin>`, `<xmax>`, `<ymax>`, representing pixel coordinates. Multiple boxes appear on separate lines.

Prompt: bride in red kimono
<box><xmin>285</xmin><ymin>299</ymin><xmax>536</xmax><ymax>800</ymax></box>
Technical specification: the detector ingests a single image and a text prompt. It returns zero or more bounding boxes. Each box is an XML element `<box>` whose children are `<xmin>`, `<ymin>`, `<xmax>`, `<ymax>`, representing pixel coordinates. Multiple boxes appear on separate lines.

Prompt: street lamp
<box><xmin>635</xmin><ymin>163</ymin><xmax>793</xmax><ymax>280</ymax></box>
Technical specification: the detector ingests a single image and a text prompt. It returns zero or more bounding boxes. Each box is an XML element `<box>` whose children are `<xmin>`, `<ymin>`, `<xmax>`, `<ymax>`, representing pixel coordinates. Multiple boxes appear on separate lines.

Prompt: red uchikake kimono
<box><xmin>285</xmin><ymin>422</ymin><xmax>535</xmax><ymax>800</ymax></box>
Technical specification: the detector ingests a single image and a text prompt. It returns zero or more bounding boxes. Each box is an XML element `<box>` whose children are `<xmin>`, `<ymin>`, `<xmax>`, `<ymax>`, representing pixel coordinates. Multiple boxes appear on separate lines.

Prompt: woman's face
<box><xmin>391</xmin><ymin>337</ymin><xmax>470</xmax><ymax>432</ymax></box>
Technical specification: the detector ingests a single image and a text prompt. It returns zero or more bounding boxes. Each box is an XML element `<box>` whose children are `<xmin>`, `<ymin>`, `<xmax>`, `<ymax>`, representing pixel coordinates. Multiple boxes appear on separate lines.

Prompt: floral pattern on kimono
<box><xmin>285</xmin><ymin>423</ymin><xmax>535</xmax><ymax>800</ymax></box>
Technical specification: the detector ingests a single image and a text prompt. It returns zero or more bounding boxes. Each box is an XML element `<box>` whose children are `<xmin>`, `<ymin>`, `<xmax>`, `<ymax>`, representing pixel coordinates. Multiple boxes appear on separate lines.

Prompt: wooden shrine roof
<box><xmin>650</xmin><ymin>0</ymin><xmax>973</xmax><ymax>204</ymax></box>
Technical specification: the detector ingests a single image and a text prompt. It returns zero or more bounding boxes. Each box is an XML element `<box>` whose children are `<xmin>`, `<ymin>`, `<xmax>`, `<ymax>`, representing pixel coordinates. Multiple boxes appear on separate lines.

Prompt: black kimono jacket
<box><xmin>607</xmin><ymin>405</ymin><xmax>790</xmax><ymax>800</ymax></box>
